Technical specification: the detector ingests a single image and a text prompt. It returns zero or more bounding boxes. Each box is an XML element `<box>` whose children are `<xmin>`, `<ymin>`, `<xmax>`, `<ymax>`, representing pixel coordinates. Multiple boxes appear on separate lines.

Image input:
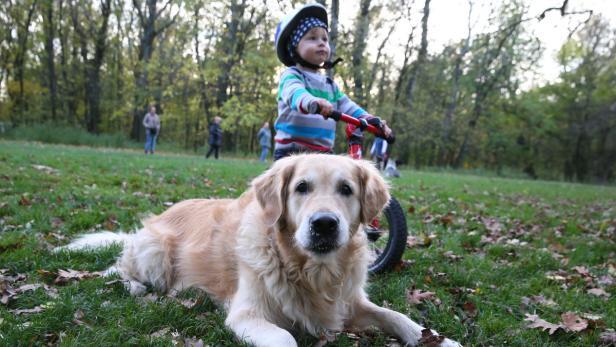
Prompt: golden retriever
<box><xmin>60</xmin><ymin>154</ymin><xmax>461</xmax><ymax>347</ymax></box>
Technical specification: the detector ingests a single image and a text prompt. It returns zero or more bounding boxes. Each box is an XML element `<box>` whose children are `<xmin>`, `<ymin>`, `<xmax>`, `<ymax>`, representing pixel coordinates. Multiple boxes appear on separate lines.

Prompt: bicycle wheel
<box><xmin>366</xmin><ymin>197</ymin><xmax>408</xmax><ymax>273</ymax></box>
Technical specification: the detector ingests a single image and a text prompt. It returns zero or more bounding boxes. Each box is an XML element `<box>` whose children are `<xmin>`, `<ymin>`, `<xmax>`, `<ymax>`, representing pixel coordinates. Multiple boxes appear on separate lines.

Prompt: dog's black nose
<box><xmin>310</xmin><ymin>212</ymin><xmax>339</xmax><ymax>235</ymax></box>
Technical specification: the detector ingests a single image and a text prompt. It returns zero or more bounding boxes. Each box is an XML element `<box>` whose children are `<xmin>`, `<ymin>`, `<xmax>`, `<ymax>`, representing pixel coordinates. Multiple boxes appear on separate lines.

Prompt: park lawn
<box><xmin>0</xmin><ymin>140</ymin><xmax>614</xmax><ymax>346</ymax></box>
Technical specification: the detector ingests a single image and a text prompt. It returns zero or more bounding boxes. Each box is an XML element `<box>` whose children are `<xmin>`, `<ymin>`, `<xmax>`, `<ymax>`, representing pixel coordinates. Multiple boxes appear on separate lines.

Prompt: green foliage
<box><xmin>2</xmin><ymin>124</ymin><xmax>129</xmax><ymax>148</ymax></box>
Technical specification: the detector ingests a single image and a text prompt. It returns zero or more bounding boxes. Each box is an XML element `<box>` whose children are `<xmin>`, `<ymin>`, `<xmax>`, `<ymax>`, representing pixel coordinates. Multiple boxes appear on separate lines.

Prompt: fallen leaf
<box><xmin>150</xmin><ymin>327</ymin><xmax>171</xmax><ymax>338</ymax></box>
<box><xmin>521</xmin><ymin>295</ymin><xmax>558</xmax><ymax>308</ymax></box>
<box><xmin>440</xmin><ymin>214</ymin><xmax>454</xmax><ymax>226</ymax></box>
<box><xmin>32</xmin><ymin>164</ymin><xmax>60</xmax><ymax>175</ymax></box>
<box><xmin>10</xmin><ymin>305</ymin><xmax>46</xmax><ymax>315</ymax></box>
<box><xmin>406</xmin><ymin>289</ymin><xmax>437</xmax><ymax>305</ymax></box>
<box><xmin>443</xmin><ymin>251</ymin><xmax>463</xmax><ymax>262</ymax></box>
<box><xmin>19</xmin><ymin>195</ymin><xmax>32</xmax><ymax>206</ymax></box>
<box><xmin>183</xmin><ymin>337</ymin><xmax>205</xmax><ymax>347</ymax></box>
<box><xmin>53</xmin><ymin>269</ymin><xmax>104</xmax><ymax>285</ymax></box>
<box><xmin>406</xmin><ymin>236</ymin><xmax>421</xmax><ymax>248</ymax></box>
<box><xmin>599</xmin><ymin>329</ymin><xmax>616</xmax><ymax>345</ymax></box>
<box><xmin>597</xmin><ymin>275</ymin><xmax>614</xmax><ymax>287</ymax></box>
<box><xmin>392</xmin><ymin>259</ymin><xmax>414</xmax><ymax>272</ymax></box>
<box><xmin>587</xmin><ymin>288</ymin><xmax>610</xmax><ymax>298</ymax></box>
<box><xmin>482</xmin><ymin>218</ymin><xmax>502</xmax><ymax>233</ymax></box>
<box><xmin>561</xmin><ymin>312</ymin><xmax>588</xmax><ymax>332</ymax></box>
<box><xmin>573</xmin><ymin>266</ymin><xmax>591</xmax><ymax>278</ymax></box>
<box><xmin>524</xmin><ymin>313</ymin><xmax>564</xmax><ymax>335</ymax></box>
<box><xmin>418</xmin><ymin>329</ymin><xmax>445</xmax><ymax>347</ymax></box>
<box><xmin>462</xmin><ymin>301</ymin><xmax>477</xmax><ymax>318</ymax></box>
<box><xmin>179</xmin><ymin>299</ymin><xmax>197</xmax><ymax>309</ymax></box>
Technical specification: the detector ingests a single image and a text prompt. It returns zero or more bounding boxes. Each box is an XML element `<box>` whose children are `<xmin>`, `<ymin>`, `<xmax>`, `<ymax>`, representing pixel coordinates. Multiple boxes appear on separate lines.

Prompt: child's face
<box><xmin>296</xmin><ymin>27</ymin><xmax>330</xmax><ymax>67</ymax></box>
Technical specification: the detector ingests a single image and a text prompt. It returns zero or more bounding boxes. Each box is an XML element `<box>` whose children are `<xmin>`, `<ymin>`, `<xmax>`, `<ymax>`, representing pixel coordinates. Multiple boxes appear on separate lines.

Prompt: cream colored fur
<box><xmin>60</xmin><ymin>154</ymin><xmax>461</xmax><ymax>347</ymax></box>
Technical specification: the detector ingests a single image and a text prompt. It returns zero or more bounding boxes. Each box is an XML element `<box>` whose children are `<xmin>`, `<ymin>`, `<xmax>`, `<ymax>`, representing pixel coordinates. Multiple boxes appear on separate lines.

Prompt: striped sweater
<box><xmin>275</xmin><ymin>67</ymin><xmax>367</xmax><ymax>151</ymax></box>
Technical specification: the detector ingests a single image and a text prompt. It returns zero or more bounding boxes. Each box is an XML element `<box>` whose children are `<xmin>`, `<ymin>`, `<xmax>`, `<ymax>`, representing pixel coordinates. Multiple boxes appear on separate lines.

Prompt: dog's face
<box><xmin>253</xmin><ymin>154</ymin><xmax>390</xmax><ymax>257</ymax></box>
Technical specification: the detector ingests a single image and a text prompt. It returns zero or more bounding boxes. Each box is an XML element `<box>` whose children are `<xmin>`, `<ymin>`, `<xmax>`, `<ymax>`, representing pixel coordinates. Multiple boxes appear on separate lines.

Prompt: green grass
<box><xmin>1</xmin><ymin>140</ymin><xmax>614</xmax><ymax>346</ymax></box>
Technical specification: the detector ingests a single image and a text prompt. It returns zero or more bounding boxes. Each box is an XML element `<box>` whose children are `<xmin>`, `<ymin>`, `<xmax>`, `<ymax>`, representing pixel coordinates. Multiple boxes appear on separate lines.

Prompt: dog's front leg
<box><xmin>347</xmin><ymin>297</ymin><xmax>462</xmax><ymax>347</ymax></box>
<box><xmin>225</xmin><ymin>281</ymin><xmax>297</xmax><ymax>347</ymax></box>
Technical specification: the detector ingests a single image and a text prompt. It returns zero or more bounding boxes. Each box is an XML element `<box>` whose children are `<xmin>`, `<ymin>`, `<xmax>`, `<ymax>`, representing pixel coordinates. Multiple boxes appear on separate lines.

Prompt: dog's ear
<box><xmin>252</xmin><ymin>157</ymin><xmax>296</xmax><ymax>226</ymax></box>
<box><xmin>356</xmin><ymin>160</ymin><xmax>390</xmax><ymax>224</ymax></box>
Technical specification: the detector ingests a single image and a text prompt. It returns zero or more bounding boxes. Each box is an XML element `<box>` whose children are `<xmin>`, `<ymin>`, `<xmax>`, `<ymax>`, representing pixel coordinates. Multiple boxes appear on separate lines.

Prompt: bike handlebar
<box><xmin>308</xmin><ymin>103</ymin><xmax>395</xmax><ymax>143</ymax></box>
<box><xmin>330</xmin><ymin>111</ymin><xmax>396</xmax><ymax>143</ymax></box>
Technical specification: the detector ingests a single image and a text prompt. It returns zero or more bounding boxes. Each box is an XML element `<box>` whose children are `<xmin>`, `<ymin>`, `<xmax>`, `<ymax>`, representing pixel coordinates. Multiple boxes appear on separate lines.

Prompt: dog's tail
<box><xmin>55</xmin><ymin>231</ymin><xmax>132</xmax><ymax>252</ymax></box>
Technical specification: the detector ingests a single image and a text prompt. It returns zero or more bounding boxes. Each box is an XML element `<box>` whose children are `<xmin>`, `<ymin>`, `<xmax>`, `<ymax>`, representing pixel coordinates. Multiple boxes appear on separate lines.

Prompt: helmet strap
<box><xmin>292</xmin><ymin>50</ymin><xmax>343</xmax><ymax>70</ymax></box>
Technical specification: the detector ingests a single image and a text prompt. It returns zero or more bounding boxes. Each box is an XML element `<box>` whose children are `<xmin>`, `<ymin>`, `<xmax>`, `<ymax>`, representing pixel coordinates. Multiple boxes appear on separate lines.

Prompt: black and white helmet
<box><xmin>274</xmin><ymin>3</ymin><xmax>328</xmax><ymax>67</ymax></box>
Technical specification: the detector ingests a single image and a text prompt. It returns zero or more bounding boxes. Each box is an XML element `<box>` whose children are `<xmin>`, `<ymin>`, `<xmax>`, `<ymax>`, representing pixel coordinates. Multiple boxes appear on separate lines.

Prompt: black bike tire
<box><xmin>368</xmin><ymin>197</ymin><xmax>408</xmax><ymax>273</ymax></box>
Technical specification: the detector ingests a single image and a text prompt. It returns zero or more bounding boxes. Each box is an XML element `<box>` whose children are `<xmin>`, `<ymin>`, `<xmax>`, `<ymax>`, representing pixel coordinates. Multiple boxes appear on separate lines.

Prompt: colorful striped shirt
<box><xmin>275</xmin><ymin>67</ymin><xmax>367</xmax><ymax>151</ymax></box>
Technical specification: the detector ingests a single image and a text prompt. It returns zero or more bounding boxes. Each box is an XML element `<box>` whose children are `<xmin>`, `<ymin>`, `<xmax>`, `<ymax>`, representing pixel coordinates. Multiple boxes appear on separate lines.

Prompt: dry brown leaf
<box><xmin>54</xmin><ymin>269</ymin><xmax>103</xmax><ymax>285</ymax></box>
<box><xmin>599</xmin><ymin>329</ymin><xmax>616</xmax><ymax>345</ymax></box>
<box><xmin>482</xmin><ymin>218</ymin><xmax>502</xmax><ymax>233</ymax></box>
<box><xmin>423</xmin><ymin>214</ymin><xmax>435</xmax><ymax>224</ymax></box>
<box><xmin>150</xmin><ymin>327</ymin><xmax>171</xmax><ymax>338</ymax></box>
<box><xmin>462</xmin><ymin>301</ymin><xmax>477</xmax><ymax>318</ymax></box>
<box><xmin>524</xmin><ymin>313</ymin><xmax>564</xmax><ymax>335</ymax></box>
<box><xmin>418</xmin><ymin>328</ymin><xmax>445</xmax><ymax>347</ymax></box>
<box><xmin>597</xmin><ymin>275</ymin><xmax>614</xmax><ymax>287</ymax></box>
<box><xmin>19</xmin><ymin>195</ymin><xmax>32</xmax><ymax>206</ymax></box>
<box><xmin>406</xmin><ymin>236</ymin><xmax>421</xmax><ymax>248</ymax></box>
<box><xmin>392</xmin><ymin>259</ymin><xmax>414</xmax><ymax>273</ymax></box>
<box><xmin>443</xmin><ymin>251</ymin><xmax>463</xmax><ymax>262</ymax></box>
<box><xmin>183</xmin><ymin>337</ymin><xmax>205</xmax><ymax>347</ymax></box>
<box><xmin>587</xmin><ymin>287</ymin><xmax>610</xmax><ymax>298</ymax></box>
<box><xmin>560</xmin><ymin>312</ymin><xmax>588</xmax><ymax>332</ymax></box>
<box><xmin>573</xmin><ymin>266</ymin><xmax>591</xmax><ymax>278</ymax></box>
<box><xmin>521</xmin><ymin>295</ymin><xmax>558</xmax><ymax>308</ymax></box>
<box><xmin>32</xmin><ymin>164</ymin><xmax>60</xmax><ymax>175</ymax></box>
<box><xmin>440</xmin><ymin>214</ymin><xmax>454</xmax><ymax>226</ymax></box>
<box><xmin>406</xmin><ymin>289</ymin><xmax>437</xmax><ymax>305</ymax></box>
<box><xmin>10</xmin><ymin>305</ymin><xmax>46</xmax><ymax>315</ymax></box>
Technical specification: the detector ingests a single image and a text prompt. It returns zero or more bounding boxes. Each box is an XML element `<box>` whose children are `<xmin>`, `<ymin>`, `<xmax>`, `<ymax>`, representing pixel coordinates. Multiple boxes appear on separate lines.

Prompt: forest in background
<box><xmin>0</xmin><ymin>0</ymin><xmax>615</xmax><ymax>182</ymax></box>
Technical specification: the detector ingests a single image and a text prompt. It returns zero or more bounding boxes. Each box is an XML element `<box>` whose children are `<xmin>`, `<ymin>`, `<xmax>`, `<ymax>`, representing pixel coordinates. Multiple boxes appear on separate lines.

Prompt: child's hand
<box><xmin>380</xmin><ymin>120</ymin><xmax>393</xmax><ymax>138</ymax></box>
<box><xmin>311</xmin><ymin>99</ymin><xmax>333</xmax><ymax>118</ymax></box>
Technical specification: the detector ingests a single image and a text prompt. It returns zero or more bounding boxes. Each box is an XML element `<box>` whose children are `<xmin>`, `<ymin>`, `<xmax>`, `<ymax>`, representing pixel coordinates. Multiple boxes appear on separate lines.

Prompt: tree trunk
<box><xmin>351</xmin><ymin>0</ymin><xmax>371</xmax><ymax>104</ymax></box>
<box><xmin>43</xmin><ymin>0</ymin><xmax>58</xmax><ymax>122</ymax></box>
<box><xmin>193</xmin><ymin>4</ymin><xmax>212</xmax><ymax>128</ymax></box>
<box><xmin>130</xmin><ymin>0</ymin><xmax>178</xmax><ymax>140</ymax></box>
<box><xmin>87</xmin><ymin>0</ymin><xmax>112</xmax><ymax>133</ymax></box>
<box><xmin>440</xmin><ymin>0</ymin><xmax>473</xmax><ymax>166</ymax></box>
<box><xmin>327</xmin><ymin>0</ymin><xmax>339</xmax><ymax>79</ymax></box>
<box><xmin>404</xmin><ymin>0</ymin><xmax>430</xmax><ymax>112</ymax></box>
<box><xmin>216</xmin><ymin>0</ymin><xmax>245</xmax><ymax>107</ymax></box>
<box><xmin>11</xmin><ymin>0</ymin><xmax>38</xmax><ymax>125</ymax></box>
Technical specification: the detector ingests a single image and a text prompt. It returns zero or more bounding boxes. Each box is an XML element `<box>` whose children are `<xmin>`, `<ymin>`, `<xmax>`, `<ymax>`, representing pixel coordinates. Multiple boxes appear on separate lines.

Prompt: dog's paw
<box><xmin>439</xmin><ymin>338</ymin><xmax>462</xmax><ymax>347</ymax></box>
<box><xmin>126</xmin><ymin>280</ymin><xmax>147</xmax><ymax>296</ymax></box>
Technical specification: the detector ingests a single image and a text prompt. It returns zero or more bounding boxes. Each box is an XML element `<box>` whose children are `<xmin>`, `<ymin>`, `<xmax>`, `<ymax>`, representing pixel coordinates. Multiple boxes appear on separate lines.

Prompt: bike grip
<box><xmin>329</xmin><ymin>110</ymin><xmax>342</xmax><ymax>121</ymax></box>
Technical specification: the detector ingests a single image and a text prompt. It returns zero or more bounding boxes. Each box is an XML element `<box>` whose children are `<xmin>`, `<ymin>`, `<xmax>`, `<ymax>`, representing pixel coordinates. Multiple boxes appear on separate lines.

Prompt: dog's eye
<box><xmin>338</xmin><ymin>183</ymin><xmax>353</xmax><ymax>196</ymax></box>
<box><xmin>295</xmin><ymin>181</ymin><xmax>309</xmax><ymax>194</ymax></box>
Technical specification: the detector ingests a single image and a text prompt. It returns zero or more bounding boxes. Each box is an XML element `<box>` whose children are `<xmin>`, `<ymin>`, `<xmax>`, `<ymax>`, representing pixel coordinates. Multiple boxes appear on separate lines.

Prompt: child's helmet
<box><xmin>274</xmin><ymin>3</ymin><xmax>328</xmax><ymax>67</ymax></box>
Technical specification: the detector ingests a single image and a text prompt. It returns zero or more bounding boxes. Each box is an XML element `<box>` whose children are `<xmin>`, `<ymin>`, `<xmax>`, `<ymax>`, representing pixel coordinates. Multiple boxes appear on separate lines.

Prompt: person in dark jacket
<box><xmin>205</xmin><ymin>116</ymin><xmax>223</xmax><ymax>159</ymax></box>
<box><xmin>257</xmin><ymin>122</ymin><xmax>272</xmax><ymax>162</ymax></box>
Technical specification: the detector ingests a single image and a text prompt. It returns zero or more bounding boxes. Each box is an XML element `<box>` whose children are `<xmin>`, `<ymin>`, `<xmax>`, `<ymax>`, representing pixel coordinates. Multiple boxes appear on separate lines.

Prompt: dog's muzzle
<box><xmin>308</xmin><ymin>212</ymin><xmax>340</xmax><ymax>254</ymax></box>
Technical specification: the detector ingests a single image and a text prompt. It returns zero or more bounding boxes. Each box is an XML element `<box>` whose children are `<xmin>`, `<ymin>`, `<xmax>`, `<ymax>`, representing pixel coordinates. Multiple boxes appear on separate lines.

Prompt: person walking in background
<box><xmin>257</xmin><ymin>121</ymin><xmax>272</xmax><ymax>162</ymax></box>
<box><xmin>205</xmin><ymin>116</ymin><xmax>223</xmax><ymax>159</ymax></box>
<box><xmin>370</xmin><ymin>137</ymin><xmax>388</xmax><ymax>170</ymax></box>
<box><xmin>143</xmin><ymin>105</ymin><xmax>160</xmax><ymax>155</ymax></box>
